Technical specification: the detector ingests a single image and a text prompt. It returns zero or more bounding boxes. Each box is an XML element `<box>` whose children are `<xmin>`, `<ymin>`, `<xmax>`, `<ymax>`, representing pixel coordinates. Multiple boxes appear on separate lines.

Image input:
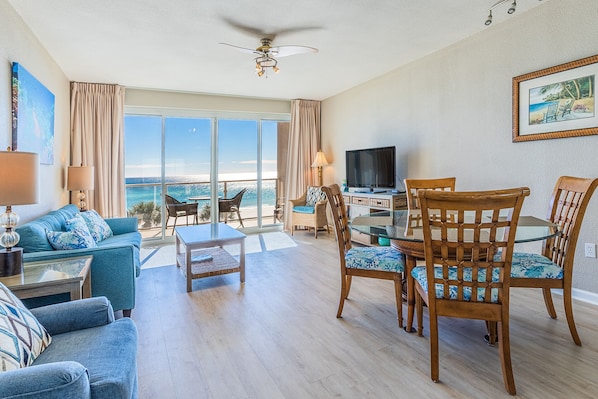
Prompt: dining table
<box><xmin>350</xmin><ymin>209</ymin><xmax>559</xmax><ymax>333</ymax></box>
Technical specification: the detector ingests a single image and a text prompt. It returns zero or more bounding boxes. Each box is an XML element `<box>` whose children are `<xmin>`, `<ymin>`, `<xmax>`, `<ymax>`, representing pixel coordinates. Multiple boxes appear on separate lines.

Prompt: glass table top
<box><xmin>350</xmin><ymin>210</ymin><xmax>558</xmax><ymax>244</ymax></box>
<box><xmin>0</xmin><ymin>256</ymin><xmax>92</xmax><ymax>288</ymax></box>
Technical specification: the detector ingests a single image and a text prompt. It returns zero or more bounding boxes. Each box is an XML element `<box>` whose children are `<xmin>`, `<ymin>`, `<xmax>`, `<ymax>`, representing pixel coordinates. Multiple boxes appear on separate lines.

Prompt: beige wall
<box><xmin>322</xmin><ymin>0</ymin><xmax>598</xmax><ymax>297</ymax></box>
<box><xmin>0</xmin><ymin>0</ymin><xmax>71</xmax><ymax>223</ymax></box>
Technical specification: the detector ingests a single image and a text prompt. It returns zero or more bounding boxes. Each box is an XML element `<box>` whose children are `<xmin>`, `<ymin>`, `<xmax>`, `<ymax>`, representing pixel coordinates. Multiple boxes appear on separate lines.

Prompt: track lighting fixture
<box><xmin>485</xmin><ymin>0</ymin><xmax>541</xmax><ymax>26</ymax></box>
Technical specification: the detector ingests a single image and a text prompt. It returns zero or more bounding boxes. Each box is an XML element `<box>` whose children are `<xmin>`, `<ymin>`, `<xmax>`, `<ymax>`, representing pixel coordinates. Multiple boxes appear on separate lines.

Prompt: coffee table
<box><xmin>0</xmin><ymin>255</ymin><xmax>92</xmax><ymax>301</ymax></box>
<box><xmin>175</xmin><ymin>223</ymin><xmax>246</xmax><ymax>292</ymax></box>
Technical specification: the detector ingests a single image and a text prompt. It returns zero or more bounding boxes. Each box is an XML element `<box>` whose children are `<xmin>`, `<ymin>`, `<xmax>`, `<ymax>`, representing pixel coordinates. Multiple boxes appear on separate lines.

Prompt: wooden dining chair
<box><xmin>322</xmin><ymin>184</ymin><xmax>405</xmax><ymax>329</ymax></box>
<box><xmin>509</xmin><ymin>176</ymin><xmax>598</xmax><ymax>346</ymax></box>
<box><xmin>413</xmin><ymin>187</ymin><xmax>530</xmax><ymax>395</ymax></box>
<box><xmin>404</xmin><ymin>177</ymin><xmax>456</xmax><ymax>210</ymax></box>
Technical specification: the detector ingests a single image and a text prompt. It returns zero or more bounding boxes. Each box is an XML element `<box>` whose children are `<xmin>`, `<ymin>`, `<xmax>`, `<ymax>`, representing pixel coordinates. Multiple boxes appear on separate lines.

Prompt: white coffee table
<box><xmin>175</xmin><ymin>223</ymin><xmax>246</xmax><ymax>292</ymax></box>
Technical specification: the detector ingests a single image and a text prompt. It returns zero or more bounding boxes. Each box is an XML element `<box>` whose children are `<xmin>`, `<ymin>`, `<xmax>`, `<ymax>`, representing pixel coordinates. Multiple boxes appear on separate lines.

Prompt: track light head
<box><xmin>485</xmin><ymin>10</ymin><xmax>493</xmax><ymax>25</ymax></box>
<box><xmin>507</xmin><ymin>0</ymin><xmax>517</xmax><ymax>14</ymax></box>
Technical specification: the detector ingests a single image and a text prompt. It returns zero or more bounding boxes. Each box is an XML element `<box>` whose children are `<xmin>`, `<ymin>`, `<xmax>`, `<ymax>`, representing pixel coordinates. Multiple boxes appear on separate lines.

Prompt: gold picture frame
<box><xmin>513</xmin><ymin>54</ymin><xmax>598</xmax><ymax>142</ymax></box>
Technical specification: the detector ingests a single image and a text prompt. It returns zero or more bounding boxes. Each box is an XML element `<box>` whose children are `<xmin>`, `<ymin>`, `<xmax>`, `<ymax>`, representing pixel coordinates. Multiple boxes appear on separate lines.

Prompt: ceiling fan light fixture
<box><xmin>508</xmin><ymin>0</ymin><xmax>517</xmax><ymax>14</ymax></box>
<box><xmin>485</xmin><ymin>10</ymin><xmax>493</xmax><ymax>25</ymax></box>
<box><xmin>273</xmin><ymin>66</ymin><xmax>280</xmax><ymax>73</ymax></box>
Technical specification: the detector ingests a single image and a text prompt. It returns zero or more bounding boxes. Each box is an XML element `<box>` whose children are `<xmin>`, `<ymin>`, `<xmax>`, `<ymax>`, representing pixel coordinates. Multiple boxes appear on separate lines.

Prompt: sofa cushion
<box><xmin>81</xmin><ymin>210</ymin><xmax>113</xmax><ymax>242</ymax></box>
<box><xmin>46</xmin><ymin>221</ymin><xmax>97</xmax><ymax>250</ymax></box>
<box><xmin>305</xmin><ymin>186</ymin><xmax>326</xmax><ymax>206</ymax></box>
<box><xmin>16</xmin><ymin>205</ymin><xmax>80</xmax><ymax>253</ymax></box>
<box><xmin>0</xmin><ymin>282</ymin><xmax>52</xmax><ymax>371</ymax></box>
<box><xmin>98</xmin><ymin>231</ymin><xmax>142</xmax><ymax>250</ymax></box>
<box><xmin>292</xmin><ymin>205</ymin><xmax>315</xmax><ymax>214</ymax></box>
<box><xmin>33</xmin><ymin>318</ymin><xmax>138</xmax><ymax>398</ymax></box>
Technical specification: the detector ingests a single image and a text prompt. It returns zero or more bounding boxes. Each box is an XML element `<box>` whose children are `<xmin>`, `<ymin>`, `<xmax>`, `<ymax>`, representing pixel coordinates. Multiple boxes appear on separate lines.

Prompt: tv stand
<box><xmin>342</xmin><ymin>191</ymin><xmax>407</xmax><ymax>246</ymax></box>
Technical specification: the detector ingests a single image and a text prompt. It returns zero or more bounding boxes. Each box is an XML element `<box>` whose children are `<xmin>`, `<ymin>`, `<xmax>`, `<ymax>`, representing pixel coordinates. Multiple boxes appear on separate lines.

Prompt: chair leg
<box><xmin>542</xmin><ymin>287</ymin><xmax>558</xmax><ymax>319</ymax></box>
<box><xmin>416</xmin><ymin>290</ymin><xmax>424</xmax><ymax>336</ymax></box>
<box><xmin>498</xmin><ymin>320</ymin><xmax>516</xmax><ymax>395</ymax></box>
<box><xmin>429</xmin><ymin>310</ymin><xmax>439</xmax><ymax>383</ymax></box>
<box><xmin>563</xmin><ymin>285</ymin><xmax>582</xmax><ymax>345</ymax></box>
<box><xmin>236</xmin><ymin>209</ymin><xmax>244</xmax><ymax>228</ymax></box>
<box><xmin>337</xmin><ymin>274</ymin><xmax>348</xmax><ymax>318</ymax></box>
<box><xmin>315</xmin><ymin>225</ymin><xmax>318</xmax><ymax>238</ymax></box>
<box><xmin>171</xmin><ymin>216</ymin><xmax>178</xmax><ymax>235</ymax></box>
<box><xmin>345</xmin><ymin>275</ymin><xmax>352</xmax><ymax>298</ymax></box>
<box><xmin>393</xmin><ymin>277</ymin><xmax>403</xmax><ymax>328</ymax></box>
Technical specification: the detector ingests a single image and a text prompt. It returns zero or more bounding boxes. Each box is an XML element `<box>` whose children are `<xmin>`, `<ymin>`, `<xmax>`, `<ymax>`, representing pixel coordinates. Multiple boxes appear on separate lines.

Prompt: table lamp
<box><xmin>311</xmin><ymin>151</ymin><xmax>329</xmax><ymax>187</ymax></box>
<box><xmin>0</xmin><ymin>150</ymin><xmax>39</xmax><ymax>277</ymax></box>
<box><xmin>67</xmin><ymin>165</ymin><xmax>94</xmax><ymax>211</ymax></box>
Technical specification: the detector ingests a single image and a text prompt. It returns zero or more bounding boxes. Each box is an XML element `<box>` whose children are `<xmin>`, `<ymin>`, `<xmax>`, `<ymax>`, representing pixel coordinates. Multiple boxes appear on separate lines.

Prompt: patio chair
<box><xmin>164</xmin><ymin>194</ymin><xmax>199</xmax><ymax>234</ymax></box>
<box><xmin>219</xmin><ymin>188</ymin><xmax>247</xmax><ymax>228</ymax></box>
<box><xmin>413</xmin><ymin>187</ymin><xmax>529</xmax><ymax>395</ymax></box>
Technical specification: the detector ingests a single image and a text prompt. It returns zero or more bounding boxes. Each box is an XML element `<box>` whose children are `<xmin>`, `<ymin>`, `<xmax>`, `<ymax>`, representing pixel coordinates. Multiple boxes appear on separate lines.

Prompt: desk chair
<box><xmin>323</xmin><ymin>184</ymin><xmax>405</xmax><ymax>329</ymax></box>
<box><xmin>413</xmin><ymin>187</ymin><xmax>529</xmax><ymax>395</ymax></box>
<box><xmin>509</xmin><ymin>176</ymin><xmax>598</xmax><ymax>346</ymax></box>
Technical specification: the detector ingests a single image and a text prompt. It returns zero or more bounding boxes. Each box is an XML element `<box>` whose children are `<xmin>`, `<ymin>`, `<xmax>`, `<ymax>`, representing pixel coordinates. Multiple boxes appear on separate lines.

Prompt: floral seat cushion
<box><xmin>345</xmin><ymin>247</ymin><xmax>404</xmax><ymax>272</ymax></box>
<box><xmin>509</xmin><ymin>252</ymin><xmax>563</xmax><ymax>279</ymax></box>
<box><xmin>411</xmin><ymin>265</ymin><xmax>501</xmax><ymax>302</ymax></box>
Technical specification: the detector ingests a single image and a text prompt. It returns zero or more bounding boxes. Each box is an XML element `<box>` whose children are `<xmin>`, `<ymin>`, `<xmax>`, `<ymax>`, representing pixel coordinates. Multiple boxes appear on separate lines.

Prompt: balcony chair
<box><xmin>322</xmin><ymin>184</ymin><xmax>405</xmax><ymax>329</ymax></box>
<box><xmin>288</xmin><ymin>186</ymin><xmax>329</xmax><ymax>238</ymax></box>
<box><xmin>165</xmin><ymin>194</ymin><xmax>199</xmax><ymax>234</ymax></box>
<box><xmin>413</xmin><ymin>187</ymin><xmax>529</xmax><ymax>395</ymax></box>
<box><xmin>218</xmin><ymin>188</ymin><xmax>247</xmax><ymax>228</ymax></box>
<box><xmin>508</xmin><ymin>176</ymin><xmax>598</xmax><ymax>346</ymax></box>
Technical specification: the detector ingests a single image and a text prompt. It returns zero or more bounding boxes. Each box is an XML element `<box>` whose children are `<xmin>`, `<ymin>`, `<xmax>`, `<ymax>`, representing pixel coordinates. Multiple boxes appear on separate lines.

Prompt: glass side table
<box><xmin>0</xmin><ymin>255</ymin><xmax>92</xmax><ymax>301</ymax></box>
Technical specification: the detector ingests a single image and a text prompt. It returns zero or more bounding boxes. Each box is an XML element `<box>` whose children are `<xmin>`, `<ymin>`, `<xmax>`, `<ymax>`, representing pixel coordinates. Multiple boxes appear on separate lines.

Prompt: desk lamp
<box><xmin>67</xmin><ymin>165</ymin><xmax>94</xmax><ymax>211</ymax></box>
<box><xmin>0</xmin><ymin>149</ymin><xmax>39</xmax><ymax>276</ymax></box>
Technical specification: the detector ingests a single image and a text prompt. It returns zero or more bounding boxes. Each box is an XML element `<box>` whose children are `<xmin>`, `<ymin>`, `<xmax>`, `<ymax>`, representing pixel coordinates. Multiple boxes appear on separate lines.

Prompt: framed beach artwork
<box><xmin>11</xmin><ymin>62</ymin><xmax>55</xmax><ymax>164</ymax></box>
<box><xmin>512</xmin><ymin>54</ymin><xmax>598</xmax><ymax>142</ymax></box>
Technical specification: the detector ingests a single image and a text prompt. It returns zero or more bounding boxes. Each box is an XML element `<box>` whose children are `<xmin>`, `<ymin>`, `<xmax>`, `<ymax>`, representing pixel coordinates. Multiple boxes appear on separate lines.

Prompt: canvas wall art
<box><xmin>11</xmin><ymin>62</ymin><xmax>55</xmax><ymax>164</ymax></box>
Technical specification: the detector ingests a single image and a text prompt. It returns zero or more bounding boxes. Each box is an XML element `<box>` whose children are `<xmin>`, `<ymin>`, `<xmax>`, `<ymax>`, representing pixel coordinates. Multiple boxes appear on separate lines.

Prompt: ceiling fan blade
<box><xmin>270</xmin><ymin>45</ymin><xmax>319</xmax><ymax>58</ymax></box>
<box><xmin>219</xmin><ymin>42</ymin><xmax>261</xmax><ymax>55</ymax></box>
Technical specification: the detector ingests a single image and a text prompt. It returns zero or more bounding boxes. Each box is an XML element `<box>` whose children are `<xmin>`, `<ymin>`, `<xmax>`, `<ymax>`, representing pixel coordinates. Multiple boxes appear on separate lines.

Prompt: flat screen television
<box><xmin>346</xmin><ymin>146</ymin><xmax>396</xmax><ymax>191</ymax></box>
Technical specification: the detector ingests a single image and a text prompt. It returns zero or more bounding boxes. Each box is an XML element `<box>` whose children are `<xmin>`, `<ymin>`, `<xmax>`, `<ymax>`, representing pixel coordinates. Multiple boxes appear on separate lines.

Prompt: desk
<box><xmin>351</xmin><ymin>210</ymin><xmax>558</xmax><ymax>332</ymax></box>
<box><xmin>0</xmin><ymin>256</ymin><xmax>92</xmax><ymax>301</ymax></box>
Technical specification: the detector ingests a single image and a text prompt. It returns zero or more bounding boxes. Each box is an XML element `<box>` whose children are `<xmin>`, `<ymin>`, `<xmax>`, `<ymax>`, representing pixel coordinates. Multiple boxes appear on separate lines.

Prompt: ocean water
<box><xmin>125</xmin><ymin>177</ymin><xmax>276</xmax><ymax>212</ymax></box>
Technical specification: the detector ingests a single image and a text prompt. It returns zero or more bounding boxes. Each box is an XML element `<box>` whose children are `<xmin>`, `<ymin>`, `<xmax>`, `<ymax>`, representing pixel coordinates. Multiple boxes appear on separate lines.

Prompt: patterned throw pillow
<box><xmin>47</xmin><ymin>214</ymin><xmax>97</xmax><ymax>250</ymax></box>
<box><xmin>305</xmin><ymin>186</ymin><xmax>327</xmax><ymax>206</ymax></box>
<box><xmin>80</xmin><ymin>209</ymin><xmax>113</xmax><ymax>242</ymax></box>
<box><xmin>0</xmin><ymin>282</ymin><xmax>52</xmax><ymax>371</ymax></box>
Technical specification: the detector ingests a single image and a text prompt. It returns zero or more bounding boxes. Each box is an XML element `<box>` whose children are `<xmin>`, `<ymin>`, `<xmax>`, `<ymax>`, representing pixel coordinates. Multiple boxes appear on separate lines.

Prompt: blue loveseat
<box><xmin>15</xmin><ymin>204</ymin><xmax>141</xmax><ymax>315</ymax></box>
<box><xmin>0</xmin><ymin>296</ymin><xmax>138</xmax><ymax>398</ymax></box>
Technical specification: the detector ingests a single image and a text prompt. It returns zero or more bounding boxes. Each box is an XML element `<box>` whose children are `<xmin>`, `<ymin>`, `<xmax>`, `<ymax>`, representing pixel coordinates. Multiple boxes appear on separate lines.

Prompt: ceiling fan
<box><xmin>220</xmin><ymin>38</ymin><xmax>318</xmax><ymax>77</ymax></box>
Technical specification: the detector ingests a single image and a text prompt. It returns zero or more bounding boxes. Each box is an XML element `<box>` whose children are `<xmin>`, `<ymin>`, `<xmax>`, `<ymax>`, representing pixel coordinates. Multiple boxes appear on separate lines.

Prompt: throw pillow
<box><xmin>0</xmin><ymin>282</ymin><xmax>52</xmax><ymax>371</ymax></box>
<box><xmin>46</xmin><ymin>229</ymin><xmax>97</xmax><ymax>250</ymax></box>
<box><xmin>80</xmin><ymin>209</ymin><xmax>113</xmax><ymax>242</ymax></box>
<box><xmin>305</xmin><ymin>186</ymin><xmax>327</xmax><ymax>206</ymax></box>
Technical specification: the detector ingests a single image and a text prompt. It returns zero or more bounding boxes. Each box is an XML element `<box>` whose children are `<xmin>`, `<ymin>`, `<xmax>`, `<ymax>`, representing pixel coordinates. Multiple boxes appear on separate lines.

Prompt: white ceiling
<box><xmin>8</xmin><ymin>0</ymin><xmax>548</xmax><ymax>101</ymax></box>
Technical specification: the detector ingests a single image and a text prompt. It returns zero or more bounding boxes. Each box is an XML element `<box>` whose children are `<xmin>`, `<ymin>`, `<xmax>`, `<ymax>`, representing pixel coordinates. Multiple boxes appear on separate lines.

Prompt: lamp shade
<box><xmin>67</xmin><ymin>166</ymin><xmax>95</xmax><ymax>191</ymax></box>
<box><xmin>311</xmin><ymin>151</ymin><xmax>329</xmax><ymax>168</ymax></box>
<box><xmin>0</xmin><ymin>151</ymin><xmax>39</xmax><ymax>205</ymax></box>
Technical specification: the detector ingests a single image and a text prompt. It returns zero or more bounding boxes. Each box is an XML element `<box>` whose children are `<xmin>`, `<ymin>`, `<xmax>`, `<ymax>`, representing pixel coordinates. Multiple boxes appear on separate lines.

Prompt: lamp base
<box><xmin>0</xmin><ymin>248</ymin><xmax>24</xmax><ymax>277</ymax></box>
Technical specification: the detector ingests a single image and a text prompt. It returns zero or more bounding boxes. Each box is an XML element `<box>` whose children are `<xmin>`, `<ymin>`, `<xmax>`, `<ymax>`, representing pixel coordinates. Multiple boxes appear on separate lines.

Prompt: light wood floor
<box><xmin>133</xmin><ymin>231</ymin><xmax>598</xmax><ymax>398</ymax></box>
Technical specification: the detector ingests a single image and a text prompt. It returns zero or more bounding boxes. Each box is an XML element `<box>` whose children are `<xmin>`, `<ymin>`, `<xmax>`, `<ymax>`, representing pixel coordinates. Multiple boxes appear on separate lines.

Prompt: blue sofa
<box><xmin>0</xmin><ymin>297</ymin><xmax>138</xmax><ymax>398</ymax></box>
<box><xmin>15</xmin><ymin>204</ymin><xmax>141</xmax><ymax>315</ymax></box>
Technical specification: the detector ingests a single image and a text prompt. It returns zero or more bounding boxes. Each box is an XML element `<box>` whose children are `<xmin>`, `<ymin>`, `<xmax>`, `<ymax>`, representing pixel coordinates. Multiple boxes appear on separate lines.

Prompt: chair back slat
<box><xmin>404</xmin><ymin>177</ymin><xmax>456</xmax><ymax>210</ymax></box>
<box><xmin>544</xmin><ymin>176</ymin><xmax>598</xmax><ymax>271</ymax></box>
<box><xmin>322</xmin><ymin>184</ymin><xmax>352</xmax><ymax>259</ymax></box>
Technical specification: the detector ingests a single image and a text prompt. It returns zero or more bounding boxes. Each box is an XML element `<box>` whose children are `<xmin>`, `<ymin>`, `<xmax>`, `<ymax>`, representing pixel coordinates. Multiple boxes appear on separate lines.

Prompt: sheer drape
<box><xmin>70</xmin><ymin>82</ymin><xmax>125</xmax><ymax>217</ymax></box>
<box><xmin>284</xmin><ymin>99</ymin><xmax>320</xmax><ymax>229</ymax></box>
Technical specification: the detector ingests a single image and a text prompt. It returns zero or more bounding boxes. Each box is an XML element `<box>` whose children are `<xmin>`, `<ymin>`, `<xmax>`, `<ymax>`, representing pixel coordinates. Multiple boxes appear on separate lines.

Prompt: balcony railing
<box><xmin>126</xmin><ymin>178</ymin><xmax>282</xmax><ymax>239</ymax></box>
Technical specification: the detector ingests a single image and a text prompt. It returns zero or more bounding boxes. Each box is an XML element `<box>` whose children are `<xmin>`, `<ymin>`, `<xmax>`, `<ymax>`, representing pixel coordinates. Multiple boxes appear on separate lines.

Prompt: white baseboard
<box><xmin>551</xmin><ymin>288</ymin><xmax>598</xmax><ymax>306</ymax></box>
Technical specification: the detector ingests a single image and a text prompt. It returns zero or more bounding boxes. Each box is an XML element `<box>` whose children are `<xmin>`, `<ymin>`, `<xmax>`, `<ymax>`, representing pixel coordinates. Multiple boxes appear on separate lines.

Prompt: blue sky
<box><xmin>124</xmin><ymin>115</ymin><xmax>279</xmax><ymax>179</ymax></box>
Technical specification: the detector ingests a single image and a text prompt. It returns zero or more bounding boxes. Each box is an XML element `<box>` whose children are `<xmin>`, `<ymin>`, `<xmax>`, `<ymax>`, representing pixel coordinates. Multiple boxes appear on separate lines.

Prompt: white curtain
<box><xmin>284</xmin><ymin>99</ymin><xmax>321</xmax><ymax>229</ymax></box>
<box><xmin>70</xmin><ymin>82</ymin><xmax>126</xmax><ymax>217</ymax></box>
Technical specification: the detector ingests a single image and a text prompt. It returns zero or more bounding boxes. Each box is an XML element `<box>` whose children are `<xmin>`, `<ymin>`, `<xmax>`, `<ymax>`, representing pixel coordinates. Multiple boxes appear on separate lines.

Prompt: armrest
<box><xmin>30</xmin><ymin>297</ymin><xmax>114</xmax><ymax>335</ymax></box>
<box><xmin>0</xmin><ymin>361</ymin><xmax>90</xmax><ymax>398</ymax></box>
<box><xmin>106</xmin><ymin>217</ymin><xmax>139</xmax><ymax>235</ymax></box>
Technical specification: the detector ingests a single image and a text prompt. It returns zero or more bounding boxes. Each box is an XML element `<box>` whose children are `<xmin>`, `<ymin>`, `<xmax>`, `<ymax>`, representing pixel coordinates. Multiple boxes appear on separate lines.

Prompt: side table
<box><xmin>0</xmin><ymin>256</ymin><xmax>92</xmax><ymax>301</ymax></box>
